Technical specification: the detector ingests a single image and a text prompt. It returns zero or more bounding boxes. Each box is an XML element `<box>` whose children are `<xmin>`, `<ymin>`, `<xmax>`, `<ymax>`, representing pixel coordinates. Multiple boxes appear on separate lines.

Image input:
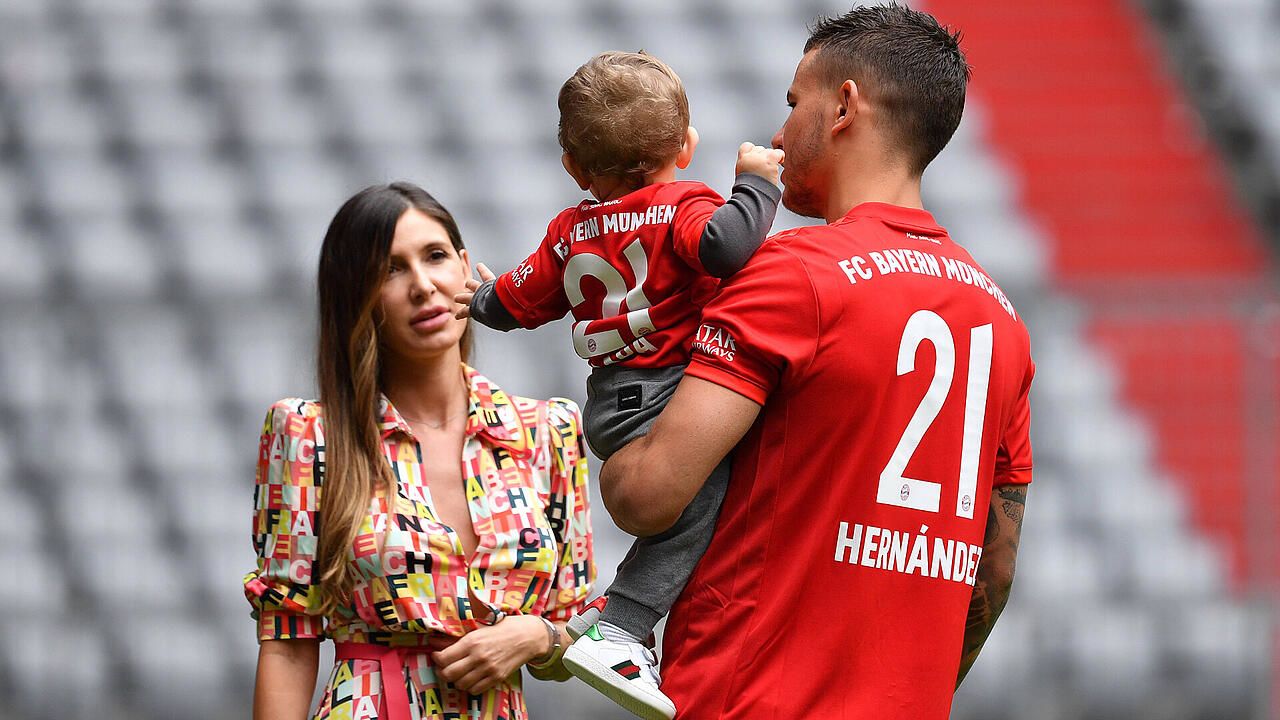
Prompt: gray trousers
<box><xmin>584</xmin><ymin>363</ymin><xmax>732</xmax><ymax>639</ymax></box>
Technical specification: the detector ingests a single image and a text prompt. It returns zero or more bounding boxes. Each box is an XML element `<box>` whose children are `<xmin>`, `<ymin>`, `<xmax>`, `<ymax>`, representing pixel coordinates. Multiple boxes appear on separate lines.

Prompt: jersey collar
<box><xmin>839</xmin><ymin>202</ymin><xmax>944</xmax><ymax>234</ymax></box>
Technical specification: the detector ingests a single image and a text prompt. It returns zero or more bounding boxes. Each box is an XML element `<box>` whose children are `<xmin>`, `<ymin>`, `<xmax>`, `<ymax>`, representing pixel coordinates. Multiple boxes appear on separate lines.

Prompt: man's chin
<box><xmin>781</xmin><ymin>189</ymin><xmax>822</xmax><ymax>220</ymax></box>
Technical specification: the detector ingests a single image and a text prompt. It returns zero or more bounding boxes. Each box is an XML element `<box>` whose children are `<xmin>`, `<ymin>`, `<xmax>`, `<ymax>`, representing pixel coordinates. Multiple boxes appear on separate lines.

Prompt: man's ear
<box><xmin>562</xmin><ymin>153</ymin><xmax>593</xmax><ymax>191</ymax></box>
<box><xmin>676</xmin><ymin>126</ymin><xmax>699</xmax><ymax>169</ymax></box>
<box><xmin>832</xmin><ymin>79</ymin><xmax>859</xmax><ymax>136</ymax></box>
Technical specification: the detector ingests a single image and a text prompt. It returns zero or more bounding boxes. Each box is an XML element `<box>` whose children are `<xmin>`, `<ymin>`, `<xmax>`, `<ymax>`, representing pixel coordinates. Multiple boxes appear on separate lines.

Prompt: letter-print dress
<box><xmin>244</xmin><ymin>365</ymin><xmax>595</xmax><ymax>720</ymax></box>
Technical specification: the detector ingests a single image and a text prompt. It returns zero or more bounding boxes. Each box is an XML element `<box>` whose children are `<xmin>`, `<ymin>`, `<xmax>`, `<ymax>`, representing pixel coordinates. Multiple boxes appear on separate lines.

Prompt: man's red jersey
<box><xmin>666</xmin><ymin>203</ymin><xmax>1035</xmax><ymax>719</ymax></box>
<box><xmin>493</xmin><ymin>181</ymin><xmax>724</xmax><ymax>368</ymax></box>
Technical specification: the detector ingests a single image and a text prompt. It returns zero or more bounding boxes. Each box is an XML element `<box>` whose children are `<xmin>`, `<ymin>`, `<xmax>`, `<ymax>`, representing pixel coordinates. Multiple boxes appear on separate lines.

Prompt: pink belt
<box><xmin>334</xmin><ymin>638</ymin><xmax>456</xmax><ymax>720</ymax></box>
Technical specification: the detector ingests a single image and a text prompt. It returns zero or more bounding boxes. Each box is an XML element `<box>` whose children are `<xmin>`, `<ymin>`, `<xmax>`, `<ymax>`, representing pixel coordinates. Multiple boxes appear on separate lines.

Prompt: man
<box><xmin>600</xmin><ymin>4</ymin><xmax>1033</xmax><ymax>719</ymax></box>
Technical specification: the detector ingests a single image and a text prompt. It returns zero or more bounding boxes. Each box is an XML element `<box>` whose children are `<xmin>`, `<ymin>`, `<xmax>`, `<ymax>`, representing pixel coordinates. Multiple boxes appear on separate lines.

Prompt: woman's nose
<box><xmin>408</xmin><ymin>266</ymin><xmax>435</xmax><ymax>300</ymax></box>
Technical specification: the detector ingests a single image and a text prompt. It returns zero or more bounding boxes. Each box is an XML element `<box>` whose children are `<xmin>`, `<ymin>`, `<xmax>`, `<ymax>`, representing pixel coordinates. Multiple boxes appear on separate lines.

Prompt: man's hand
<box><xmin>735</xmin><ymin>142</ymin><xmax>785</xmax><ymax>185</ymax></box>
<box><xmin>454</xmin><ymin>262</ymin><xmax>496</xmax><ymax>319</ymax></box>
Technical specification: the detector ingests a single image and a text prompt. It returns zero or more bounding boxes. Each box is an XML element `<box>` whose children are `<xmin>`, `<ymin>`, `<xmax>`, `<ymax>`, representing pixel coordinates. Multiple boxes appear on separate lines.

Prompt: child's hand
<box><xmin>735</xmin><ymin>142</ymin><xmax>785</xmax><ymax>185</ymax></box>
<box><xmin>454</xmin><ymin>263</ymin><xmax>496</xmax><ymax>319</ymax></box>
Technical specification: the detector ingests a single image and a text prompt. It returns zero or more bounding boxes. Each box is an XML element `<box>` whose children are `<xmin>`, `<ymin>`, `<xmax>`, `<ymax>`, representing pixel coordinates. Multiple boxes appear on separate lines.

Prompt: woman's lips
<box><xmin>411</xmin><ymin>307</ymin><xmax>451</xmax><ymax>332</ymax></box>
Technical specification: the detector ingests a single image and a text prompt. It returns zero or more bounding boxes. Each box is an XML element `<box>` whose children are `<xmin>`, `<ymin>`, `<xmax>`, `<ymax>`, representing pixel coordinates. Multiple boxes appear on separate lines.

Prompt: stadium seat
<box><xmin>115</xmin><ymin>87</ymin><xmax>221</xmax><ymax>154</ymax></box>
<box><xmin>32</xmin><ymin>154</ymin><xmax>134</xmax><ymax>220</ymax></box>
<box><xmin>86</xmin><ymin>20</ymin><xmax>190</xmax><ymax>92</ymax></box>
<box><xmin>0</xmin><ymin>620</ymin><xmax>110</xmax><ymax>719</ymax></box>
<box><xmin>162</xmin><ymin>215</ymin><xmax>274</xmax><ymax>298</ymax></box>
<box><xmin>0</xmin><ymin>229</ymin><xmax>50</xmax><ymax>300</ymax></box>
<box><xmin>12</xmin><ymin>89</ymin><xmax>109</xmax><ymax>157</ymax></box>
<box><xmin>98</xmin><ymin>307</ymin><xmax>214</xmax><ymax>410</ymax></box>
<box><xmin>59</xmin><ymin>215</ymin><xmax>163</xmax><ymax>300</ymax></box>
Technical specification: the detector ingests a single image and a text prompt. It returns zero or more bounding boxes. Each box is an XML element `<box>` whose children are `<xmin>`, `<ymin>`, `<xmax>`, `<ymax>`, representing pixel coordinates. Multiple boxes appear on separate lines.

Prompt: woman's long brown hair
<box><xmin>313</xmin><ymin>181</ymin><xmax>471</xmax><ymax>614</ymax></box>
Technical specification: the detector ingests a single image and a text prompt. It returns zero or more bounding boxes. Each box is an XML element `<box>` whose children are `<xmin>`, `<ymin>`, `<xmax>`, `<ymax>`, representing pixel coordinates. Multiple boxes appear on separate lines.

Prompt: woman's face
<box><xmin>377</xmin><ymin>208</ymin><xmax>471</xmax><ymax>365</ymax></box>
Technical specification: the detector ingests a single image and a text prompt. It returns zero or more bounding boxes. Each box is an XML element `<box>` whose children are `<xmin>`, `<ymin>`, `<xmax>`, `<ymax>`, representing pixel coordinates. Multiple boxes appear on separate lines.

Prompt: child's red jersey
<box><xmin>493</xmin><ymin>181</ymin><xmax>723</xmax><ymax>368</ymax></box>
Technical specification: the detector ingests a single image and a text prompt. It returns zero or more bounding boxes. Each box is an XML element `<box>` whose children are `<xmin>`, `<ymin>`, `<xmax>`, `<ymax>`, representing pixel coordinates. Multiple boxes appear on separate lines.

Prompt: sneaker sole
<box><xmin>562</xmin><ymin>644</ymin><xmax>676</xmax><ymax>720</ymax></box>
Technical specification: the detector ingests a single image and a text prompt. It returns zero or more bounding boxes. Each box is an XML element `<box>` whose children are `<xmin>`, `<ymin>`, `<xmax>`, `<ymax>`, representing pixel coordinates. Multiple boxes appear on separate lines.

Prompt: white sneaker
<box><xmin>562</xmin><ymin>623</ymin><xmax>676</xmax><ymax>720</ymax></box>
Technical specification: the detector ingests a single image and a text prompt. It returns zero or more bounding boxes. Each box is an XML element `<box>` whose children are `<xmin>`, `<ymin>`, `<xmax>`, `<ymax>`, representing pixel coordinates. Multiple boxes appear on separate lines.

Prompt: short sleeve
<box><xmin>684</xmin><ymin>241</ymin><xmax>820</xmax><ymax>405</ymax></box>
<box><xmin>494</xmin><ymin>211</ymin><xmax>574</xmax><ymax>329</ymax></box>
<box><xmin>668</xmin><ymin>183</ymin><xmax>725</xmax><ymax>272</ymax></box>
<box><xmin>242</xmin><ymin>399</ymin><xmax>327</xmax><ymax>641</ymax></box>
<box><xmin>540</xmin><ymin>398</ymin><xmax>594</xmax><ymax>622</ymax></box>
<box><xmin>994</xmin><ymin>358</ymin><xmax>1035</xmax><ymax>486</ymax></box>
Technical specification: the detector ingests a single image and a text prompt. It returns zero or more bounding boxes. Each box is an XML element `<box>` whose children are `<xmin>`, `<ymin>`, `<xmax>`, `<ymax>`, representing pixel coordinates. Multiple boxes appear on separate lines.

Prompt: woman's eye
<box><xmin>388</xmin><ymin>264</ymin><xmax>403</xmax><ymax>275</ymax></box>
<box><xmin>429</xmin><ymin>250</ymin><xmax>449</xmax><ymax>261</ymax></box>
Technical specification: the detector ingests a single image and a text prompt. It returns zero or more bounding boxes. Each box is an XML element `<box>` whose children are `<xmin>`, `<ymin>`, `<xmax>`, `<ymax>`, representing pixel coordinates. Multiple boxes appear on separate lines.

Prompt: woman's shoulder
<box><xmin>260</xmin><ymin>397</ymin><xmax>324</xmax><ymax>437</ymax></box>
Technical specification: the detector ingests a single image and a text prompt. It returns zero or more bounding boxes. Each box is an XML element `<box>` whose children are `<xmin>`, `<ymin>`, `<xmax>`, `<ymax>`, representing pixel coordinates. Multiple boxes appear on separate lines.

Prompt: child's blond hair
<box><xmin>557</xmin><ymin>51</ymin><xmax>690</xmax><ymax>180</ymax></box>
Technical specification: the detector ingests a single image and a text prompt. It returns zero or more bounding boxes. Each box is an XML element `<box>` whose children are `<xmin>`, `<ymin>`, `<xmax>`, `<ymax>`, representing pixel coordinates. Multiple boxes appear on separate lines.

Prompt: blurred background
<box><xmin>0</xmin><ymin>0</ymin><xmax>1276</xmax><ymax>718</ymax></box>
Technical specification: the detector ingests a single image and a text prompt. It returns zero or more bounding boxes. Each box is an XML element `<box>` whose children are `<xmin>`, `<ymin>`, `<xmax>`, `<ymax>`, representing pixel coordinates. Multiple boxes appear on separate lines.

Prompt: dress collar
<box><xmin>377</xmin><ymin>364</ymin><xmax>530</xmax><ymax>456</ymax></box>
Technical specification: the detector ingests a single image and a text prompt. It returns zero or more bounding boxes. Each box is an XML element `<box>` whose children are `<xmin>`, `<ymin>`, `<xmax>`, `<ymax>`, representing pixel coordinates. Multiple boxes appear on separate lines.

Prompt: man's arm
<box><xmin>956</xmin><ymin>484</ymin><xmax>1026</xmax><ymax>689</ymax></box>
<box><xmin>600</xmin><ymin>375</ymin><xmax>761</xmax><ymax>537</ymax></box>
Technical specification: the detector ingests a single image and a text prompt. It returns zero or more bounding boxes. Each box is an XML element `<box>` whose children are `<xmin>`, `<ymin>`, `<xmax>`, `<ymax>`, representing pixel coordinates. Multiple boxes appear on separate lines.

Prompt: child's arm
<box><xmin>697</xmin><ymin>143</ymin><xmax>784</xmax><ymax>278</ymax></box>
<box><xmin>454</xmin><ymin>214</ymin><xmax>575</xmax><ymax>330</ymax></box>
<box><xmin>454</xmin><ymin>264</ymin><xmax>523</xmax><ymax>330</ymax></box>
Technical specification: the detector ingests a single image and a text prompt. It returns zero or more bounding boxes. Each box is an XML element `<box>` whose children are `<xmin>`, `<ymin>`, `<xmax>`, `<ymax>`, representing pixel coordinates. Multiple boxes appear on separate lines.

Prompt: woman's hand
<box><xmin>454</xmin><ymin>262</ymin><xmax>496</xmax><ymax>319</ymax></box>
<box><xmin>431</xmin><ymin>615</ymin><xmax>553</xmax><ymax>694</ymax></box>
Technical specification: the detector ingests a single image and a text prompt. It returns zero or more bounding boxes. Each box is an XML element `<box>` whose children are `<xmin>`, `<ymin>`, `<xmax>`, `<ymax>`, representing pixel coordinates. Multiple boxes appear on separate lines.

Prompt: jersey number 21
<box><xmin>877</xmin><ymin>310</ymin><xmax>994</xmax><ymax>520</ymax></box>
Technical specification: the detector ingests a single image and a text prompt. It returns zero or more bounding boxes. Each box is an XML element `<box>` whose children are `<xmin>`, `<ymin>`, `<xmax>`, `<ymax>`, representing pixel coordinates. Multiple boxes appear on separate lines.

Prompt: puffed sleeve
<box><xmin>540</xmin><ymin>398</ymin><xmax>595</xmax><ymax>621</ymax></box>
<box><xmin>242</xmin><ymin>399</ymin><xmax>327</xmax><ymax>641</ymax></box>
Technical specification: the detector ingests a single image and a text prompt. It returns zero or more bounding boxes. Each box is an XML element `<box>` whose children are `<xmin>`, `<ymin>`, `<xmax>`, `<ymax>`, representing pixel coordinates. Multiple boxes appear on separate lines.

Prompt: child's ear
<box><xmin>562</xmin><ymin>153</ymin><xmax>592</xmax><ymax>191</ymax></box>
<box><xmin>676</xmin><ymin>126</ymin><xmax>699</xmax><ymax>169</ymax></box>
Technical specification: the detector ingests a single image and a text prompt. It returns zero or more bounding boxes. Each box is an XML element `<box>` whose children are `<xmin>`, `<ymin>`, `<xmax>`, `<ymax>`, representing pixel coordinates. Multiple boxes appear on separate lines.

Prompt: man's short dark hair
<box><xmin>805</xmin><ymin>3</ymin><xmax>970</xmax><ymax>175</ymax></box>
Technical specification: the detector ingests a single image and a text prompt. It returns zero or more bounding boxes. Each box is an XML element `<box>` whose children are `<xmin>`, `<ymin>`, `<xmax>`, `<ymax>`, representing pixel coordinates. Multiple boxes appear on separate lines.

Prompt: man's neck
<box><xmin>824</xmin><ymin>162</ymin><xmax>924</xmax><ymax>224</ymax></box>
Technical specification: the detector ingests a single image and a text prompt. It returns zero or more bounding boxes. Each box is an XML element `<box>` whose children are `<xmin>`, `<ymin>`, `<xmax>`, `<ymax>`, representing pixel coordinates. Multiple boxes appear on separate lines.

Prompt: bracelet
<box><xmin>527</xmin><ymin>616</ymin><xmax>561</xmax><ymax>668</ymax></box>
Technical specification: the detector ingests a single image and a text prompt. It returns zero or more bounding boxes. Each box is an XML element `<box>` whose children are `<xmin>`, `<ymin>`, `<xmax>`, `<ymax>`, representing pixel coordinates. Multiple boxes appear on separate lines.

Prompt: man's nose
<box><xmin>771</xmin><ymin>128</ymin><xmax>784</xmax><ymax>151</ymax></box>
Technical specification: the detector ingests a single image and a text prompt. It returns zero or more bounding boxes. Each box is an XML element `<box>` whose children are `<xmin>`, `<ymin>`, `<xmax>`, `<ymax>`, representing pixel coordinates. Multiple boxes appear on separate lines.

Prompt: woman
<box><xmin>244</xmin><ymin>182</ymin><xmax>594</xmax><ymax>720</ymax></box>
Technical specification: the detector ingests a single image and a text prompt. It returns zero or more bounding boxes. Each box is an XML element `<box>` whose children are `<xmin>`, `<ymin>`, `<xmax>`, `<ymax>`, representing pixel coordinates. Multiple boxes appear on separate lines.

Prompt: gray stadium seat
<box><xmin>115</xmin><ymin>88</ymin><xmax>222</xmax><ymax>153</ymax></box>
<box><xmin>0</xmin><ymin>230</ymin><xmax>50</xmax><ymax>300</ymax></box>
<box><xmin>161</xmin><ymin>216</ymin><xmax>275</xmax><ymax>298</ymax></box>
<box><xmin>33</xmin><ymin>154</ymin><xmax>134</xmax><ymax>220</ymax></box>
<box><xmin>13</xmin><ymin>89</ymin><xmax>109</xmax><ymax>157</ymax></box>
<box><xmin>60</xmin><ymin>216</ymin><xmax>163</xmax><ymax>300</ymax></box>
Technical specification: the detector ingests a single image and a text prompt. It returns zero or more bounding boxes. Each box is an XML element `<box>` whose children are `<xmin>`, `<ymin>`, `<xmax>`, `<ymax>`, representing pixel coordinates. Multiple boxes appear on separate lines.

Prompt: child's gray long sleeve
<box><xmin>698</xmin><ymin>173</ymin><xmax>782</xmax><ymax>278</ymax></box>
<box><xmin>469</xmin><ymin>279</ymin><xmax>522</xmax><ymax>331</ymax></box>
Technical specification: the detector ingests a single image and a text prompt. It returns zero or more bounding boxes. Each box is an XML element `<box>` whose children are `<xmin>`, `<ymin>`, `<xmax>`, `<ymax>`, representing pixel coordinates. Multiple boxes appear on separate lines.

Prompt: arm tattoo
<box><xmin>963</xmin><ymin>581</ymin><xmax>992</xmax><ymax>635</ymax></box>
<box><xmin>997</xmin><ymin>486</ymin><xmax>1026</xmax><ymax>532</ymax></box>
<box><xmin>983</xmin><ymin>505</ymin><xmax>1000</xmax><ymax>543</ymax></box>
<box><xmin>956</xmin><ymin>485</ymin><xmax>1027</xmax><ymax>690</ymax></box>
